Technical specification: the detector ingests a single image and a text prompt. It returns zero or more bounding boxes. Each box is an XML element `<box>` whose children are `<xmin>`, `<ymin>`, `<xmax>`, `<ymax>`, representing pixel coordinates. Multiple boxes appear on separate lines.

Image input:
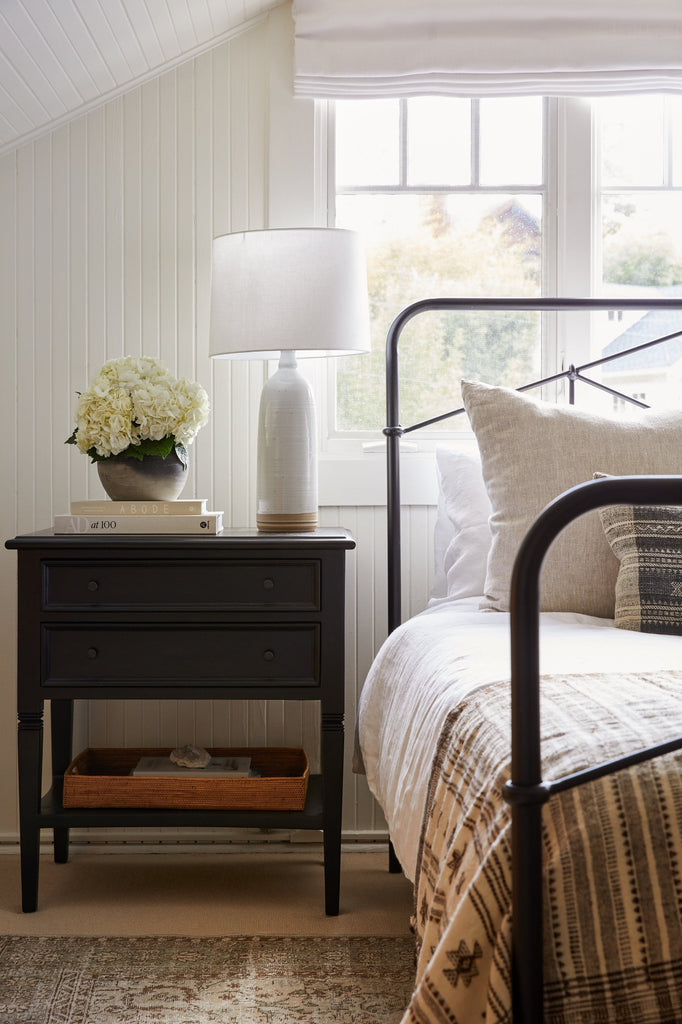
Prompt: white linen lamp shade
<box><xmin>209</xmin><ymin>228</ymin><xmax>370</xmax><ymax>532</ymax></box>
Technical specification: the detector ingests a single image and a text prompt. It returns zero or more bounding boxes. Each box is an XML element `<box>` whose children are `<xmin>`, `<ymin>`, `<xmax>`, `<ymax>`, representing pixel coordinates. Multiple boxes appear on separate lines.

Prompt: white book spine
<box><xmin>70</xmin><ymin>499</ymin><xmax>208</xmax><ymax>515</ymax></box>
<box><xmin>54</xmin><ymin>513</ymin><xmax>223</xmax><ymax>535</ymax></box>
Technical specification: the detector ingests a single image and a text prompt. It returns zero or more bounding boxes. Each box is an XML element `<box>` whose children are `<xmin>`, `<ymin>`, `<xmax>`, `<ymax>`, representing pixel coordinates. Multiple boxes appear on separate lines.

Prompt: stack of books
<box><xmin>53</xmin><ymin>499</ymin><xmax>224</xmax><ymax>535</ymax></box>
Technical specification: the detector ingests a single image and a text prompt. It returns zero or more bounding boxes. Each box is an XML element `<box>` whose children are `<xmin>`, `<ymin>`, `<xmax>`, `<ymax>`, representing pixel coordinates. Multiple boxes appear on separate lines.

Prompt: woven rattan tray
<box><xmin>62</xmin><ymin>747</ymin><xmax>309</xmax><ymax>810</ymax></box>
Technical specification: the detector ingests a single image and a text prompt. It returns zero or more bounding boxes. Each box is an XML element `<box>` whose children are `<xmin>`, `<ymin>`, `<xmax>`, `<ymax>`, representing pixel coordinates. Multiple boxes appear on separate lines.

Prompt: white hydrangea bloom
<box><xmin>68</xmin><ymin>356</ymin><xmax>210</xmax><ymax>460</ymax></box>
<box><xmin>172</xmin><ymin>379</ymin><xmax>212</xmax><ymax>447</ymax></box>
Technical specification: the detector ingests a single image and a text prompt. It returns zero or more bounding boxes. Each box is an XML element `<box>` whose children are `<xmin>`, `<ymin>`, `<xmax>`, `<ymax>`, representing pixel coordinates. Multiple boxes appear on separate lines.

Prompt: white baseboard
<box><xmin>0</xmin><ymin>827</ymin><xmax>390</xmax><ymax>854</ymax></box>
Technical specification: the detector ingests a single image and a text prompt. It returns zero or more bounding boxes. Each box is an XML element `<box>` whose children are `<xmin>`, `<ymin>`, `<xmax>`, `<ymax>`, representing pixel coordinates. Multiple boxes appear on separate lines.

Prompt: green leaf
<box><xmin>67</xmin><ymin>430</ymin><xmax>186</xmax><ymax>464</ymax></box>
<box><xmin>85</xmin><ymin>447</ymin><xmax>109</xmax><ymax>463</ymax></box>
<box><xmin>123</xmin><ymin>437</ymin><xmax>176</xmax><ymax>461</ymax></box>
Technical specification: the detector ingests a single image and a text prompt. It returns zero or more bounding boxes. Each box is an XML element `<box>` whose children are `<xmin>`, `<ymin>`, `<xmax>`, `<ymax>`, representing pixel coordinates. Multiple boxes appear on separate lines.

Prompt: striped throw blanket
<box><xmin>404</xmin><ymin>671</ymin><xmax>682</xmax><ymax>1024</ymax></box>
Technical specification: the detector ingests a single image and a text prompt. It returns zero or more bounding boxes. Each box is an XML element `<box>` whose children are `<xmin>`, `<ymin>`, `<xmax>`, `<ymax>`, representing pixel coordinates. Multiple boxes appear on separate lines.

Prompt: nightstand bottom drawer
<box><xmin>42</xmin><ymin>625</ymin><xmax>320</xmax><ymax>687</ymax></box>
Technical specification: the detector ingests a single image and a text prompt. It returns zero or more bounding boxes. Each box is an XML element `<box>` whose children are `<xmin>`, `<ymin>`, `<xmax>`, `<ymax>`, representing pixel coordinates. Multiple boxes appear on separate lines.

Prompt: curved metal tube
<box><xmin>507</xmin><ymin>474</ymin><xmax>682</xmax><ymax>1024</ymax></box>
<box><xmin>383</xmin><ymin>295</ymin><xmax>682</xmax><ymax>1008</ymax></box>
<box><xmin>384</xmin><ymin>295</ymin><xmax>682</xmax><ymax>636</ymax></box>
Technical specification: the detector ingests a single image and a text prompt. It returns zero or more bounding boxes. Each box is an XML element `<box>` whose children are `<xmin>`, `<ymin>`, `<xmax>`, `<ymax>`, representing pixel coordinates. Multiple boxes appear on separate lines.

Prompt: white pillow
<box><xmin>430</xmin><ymin>446</ymin><xmax>492</xmax><ymax>602</ymax></box>
<box><xmin>461</xmin><ymin>379</ymin><xmax>682</xmax><ymax>617</ymax></box>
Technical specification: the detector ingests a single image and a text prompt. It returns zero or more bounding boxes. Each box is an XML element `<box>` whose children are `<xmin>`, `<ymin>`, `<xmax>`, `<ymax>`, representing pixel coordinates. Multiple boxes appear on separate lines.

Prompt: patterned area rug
<box><xmin>0</xmin><ymin>934</ymin><xmax>415</xmax><ymax>1024</ymax></box>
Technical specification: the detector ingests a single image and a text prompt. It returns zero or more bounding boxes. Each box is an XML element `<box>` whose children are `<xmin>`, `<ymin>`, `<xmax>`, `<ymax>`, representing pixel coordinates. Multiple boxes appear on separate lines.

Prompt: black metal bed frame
<box><xmin>383</xmin><ymin>296</ymin><xmax>682</xmax><ymax>1024</ymax></box>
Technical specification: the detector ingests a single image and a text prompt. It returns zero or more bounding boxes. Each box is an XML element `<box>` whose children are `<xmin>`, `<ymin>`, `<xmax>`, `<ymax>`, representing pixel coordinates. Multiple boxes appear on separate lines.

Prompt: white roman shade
<box><xmin>293</xmin><ymin>0</ymin><xmax>682</xmax><ymax>98</ymax></box>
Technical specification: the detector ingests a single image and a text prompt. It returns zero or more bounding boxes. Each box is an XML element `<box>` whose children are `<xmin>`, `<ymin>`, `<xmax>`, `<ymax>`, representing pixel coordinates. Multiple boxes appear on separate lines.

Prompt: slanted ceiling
<box><xmin>0</xmin><ymin>0</ymin><xmax>283</xmax><ymax>157</ymax></box>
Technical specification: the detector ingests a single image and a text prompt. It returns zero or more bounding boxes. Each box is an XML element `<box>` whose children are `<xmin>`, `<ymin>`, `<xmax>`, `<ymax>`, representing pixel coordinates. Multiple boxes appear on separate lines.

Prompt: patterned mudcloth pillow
<box><xmin>599</xmin><ymin>502</ymin><xmax>682</xmax><ymax>634</ymax></box>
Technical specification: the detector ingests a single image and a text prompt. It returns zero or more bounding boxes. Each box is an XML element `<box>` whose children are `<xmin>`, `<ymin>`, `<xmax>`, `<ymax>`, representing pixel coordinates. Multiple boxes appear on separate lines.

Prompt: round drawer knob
<box><xmin>87</xmin><ymin>647</ymin><xmax>98</xmax><ymax>660</ymax></box>
<box><xmin>87</xmin><ymin>580</ymin><xmax>99</xmax><ymax>592</ymax></box>
<box><xmin>262</xmin><ymin>578</ymin><xmax>275</xmax><ymax>591</ymax></box>
<box><xmin>263</xmin><ymin>649</ymin><xmax>275</xmax><ymax>662</ymax></box>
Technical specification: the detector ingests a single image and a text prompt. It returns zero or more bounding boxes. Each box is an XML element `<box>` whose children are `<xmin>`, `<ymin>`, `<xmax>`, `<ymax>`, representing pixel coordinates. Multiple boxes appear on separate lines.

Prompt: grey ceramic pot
<box><xmin>97</xmin><ymin>450</ymin><xmax>188</xmax><ymax>501</ymax></box>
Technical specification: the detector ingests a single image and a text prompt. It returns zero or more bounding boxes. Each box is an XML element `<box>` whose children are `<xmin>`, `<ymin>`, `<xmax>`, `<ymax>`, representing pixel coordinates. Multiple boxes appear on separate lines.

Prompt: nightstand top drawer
<box><xmin>43</xmin><ymin>559</ymin><xmax>320</xmax><ymax>611</ymax></box>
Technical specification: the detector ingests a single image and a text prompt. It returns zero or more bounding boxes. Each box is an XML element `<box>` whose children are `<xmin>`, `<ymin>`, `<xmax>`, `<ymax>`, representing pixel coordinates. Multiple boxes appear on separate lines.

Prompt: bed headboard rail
<box><xmin>384</xmin><ymin>296</ymin><xmax>682</xmax><ymax>634</ymax></box>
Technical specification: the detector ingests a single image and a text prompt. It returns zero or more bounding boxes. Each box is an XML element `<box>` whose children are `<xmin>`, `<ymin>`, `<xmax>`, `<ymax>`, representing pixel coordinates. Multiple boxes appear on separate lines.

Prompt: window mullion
<box><xmin>556</xmin><ymin>97</ymin><xmax>594</xmax><ymax>297</ymax></box>
<box><xmin>400</xmin><ymin>99</ymin><xmax>408</xmax><ymax>186</ymax></box>
<box><xmin>471</xmin><ymin>98</ymin><xmax>480</xmax><ymax>186</ymax></box>
<box><xmin>554</xmin><ymin>97</ymin><xmax>595</xmax><ymax>368</ymax></box>
<box><xmin>663</xmin><ymin>96</ymin><xmax>667</xmax><ymax>186</ymax></box>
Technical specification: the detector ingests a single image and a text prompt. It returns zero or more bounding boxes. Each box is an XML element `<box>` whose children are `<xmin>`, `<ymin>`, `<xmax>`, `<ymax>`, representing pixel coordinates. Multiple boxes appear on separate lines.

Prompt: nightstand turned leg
<box><xmin>321</xmin><ymin>711</ymin><xmax>344</xmax><ymax>916</ymax></box>
<box><xmin>18</xmin><ymin>709</ymin><xmax>44</xmax><ymax>913</ymax></box>
<box><xmin>50</xmin><ymin>700</ymin><xmax>73</xmax><ymax>863</ymax></box>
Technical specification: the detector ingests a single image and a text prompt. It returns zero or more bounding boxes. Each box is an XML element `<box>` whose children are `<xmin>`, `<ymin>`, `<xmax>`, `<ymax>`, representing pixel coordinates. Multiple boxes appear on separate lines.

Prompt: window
<box><xmin>597</xmin><ymin>95</ymin><xmax>682</xmax><ymax>411</ymax></box>
<box><xmin>333</xmin><ymin>96</ymin><xmax>546</xmax><ymax>434</ymax></box>
<box><xmin>599</xmin><ymin>95</ymin><xmax>682</xmax><ymax>298</ymax></box>
<box><xmin>331</xmin><ymin>94</ymin><xmax>682</xmax><ymax>437</ymax></box>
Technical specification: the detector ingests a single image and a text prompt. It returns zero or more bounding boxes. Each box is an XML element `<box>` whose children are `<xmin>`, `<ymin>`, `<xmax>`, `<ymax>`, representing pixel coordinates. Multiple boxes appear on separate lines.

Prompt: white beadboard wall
<box><xmin>0</xmin><ymin>4</ymin><xmax>436</xmax><ymax>845</ymax></box>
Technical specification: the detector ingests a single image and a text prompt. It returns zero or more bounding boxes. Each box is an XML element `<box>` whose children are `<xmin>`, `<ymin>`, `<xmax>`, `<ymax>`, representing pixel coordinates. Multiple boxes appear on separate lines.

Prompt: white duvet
<box><xmin>357</xmin><ymin>598</ymin><xmax>682</xmax><ymax>882</ymax></box>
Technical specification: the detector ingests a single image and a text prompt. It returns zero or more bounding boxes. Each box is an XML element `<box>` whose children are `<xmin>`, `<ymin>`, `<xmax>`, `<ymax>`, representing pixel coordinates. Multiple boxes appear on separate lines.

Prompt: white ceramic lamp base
<box><xmin>256</xmin><ymin>351</ymin><xmax>318</xmax><ymax>533</ymax></box>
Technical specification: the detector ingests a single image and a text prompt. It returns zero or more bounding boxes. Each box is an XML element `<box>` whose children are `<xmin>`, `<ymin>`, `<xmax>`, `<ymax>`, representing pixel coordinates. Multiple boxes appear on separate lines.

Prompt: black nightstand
<box><xmin>5</xmin><ymin>527</ymin><xmax>355</xmax><ymax>914</ymax></box>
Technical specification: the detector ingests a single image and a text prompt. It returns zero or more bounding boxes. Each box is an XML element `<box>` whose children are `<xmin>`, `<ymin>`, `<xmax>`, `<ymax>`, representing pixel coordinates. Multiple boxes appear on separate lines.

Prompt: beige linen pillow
<box><xmin>461</xmin><ymin>379</ymin><xmax>682</xmax><ymax>617</ymax></box>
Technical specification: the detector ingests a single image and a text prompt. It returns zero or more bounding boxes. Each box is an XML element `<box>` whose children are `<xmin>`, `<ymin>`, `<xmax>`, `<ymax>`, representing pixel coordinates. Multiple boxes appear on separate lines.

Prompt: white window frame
<box><xmin>316</xmin><ymin>96</ymin><xmax>597</xmax><ymax>504</ymax></box>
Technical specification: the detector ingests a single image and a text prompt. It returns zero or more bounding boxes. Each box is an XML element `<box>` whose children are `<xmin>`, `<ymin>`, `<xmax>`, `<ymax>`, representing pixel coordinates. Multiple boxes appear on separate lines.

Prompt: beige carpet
<box><xmin>0</xmin><ymin>847</ymin><xmax>413</xmax><ymax>937</ymax></box>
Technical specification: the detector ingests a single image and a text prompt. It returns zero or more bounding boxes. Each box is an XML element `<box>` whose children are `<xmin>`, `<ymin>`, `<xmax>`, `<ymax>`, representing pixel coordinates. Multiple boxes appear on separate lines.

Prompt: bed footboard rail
<box><xmin>505</xmin><ymin>473</ymin><xmax>682</xmax><ymax>1024</ymax></box>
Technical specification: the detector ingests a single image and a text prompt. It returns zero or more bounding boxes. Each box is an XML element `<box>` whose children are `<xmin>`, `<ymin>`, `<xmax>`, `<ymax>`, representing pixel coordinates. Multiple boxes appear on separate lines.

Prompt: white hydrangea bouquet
<box><xmin>66</xmin><ymin>356</ymin><xmax>210</xmax><ymax>465</ymax></box>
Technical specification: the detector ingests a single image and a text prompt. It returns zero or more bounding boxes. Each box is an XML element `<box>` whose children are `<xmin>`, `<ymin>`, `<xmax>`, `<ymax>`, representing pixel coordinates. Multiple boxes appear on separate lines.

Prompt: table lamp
<box><xmin>209</xmin><ymin>227</ymin><xmax>370</xmax><ymax>532</ymax></box>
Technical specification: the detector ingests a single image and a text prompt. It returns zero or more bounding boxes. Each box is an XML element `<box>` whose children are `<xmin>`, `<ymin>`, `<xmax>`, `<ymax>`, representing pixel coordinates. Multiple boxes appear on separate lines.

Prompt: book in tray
<box><xmin>131</xmin><ymin>756</ymin><xmax>255</xmax><ymax>778</ymax></box>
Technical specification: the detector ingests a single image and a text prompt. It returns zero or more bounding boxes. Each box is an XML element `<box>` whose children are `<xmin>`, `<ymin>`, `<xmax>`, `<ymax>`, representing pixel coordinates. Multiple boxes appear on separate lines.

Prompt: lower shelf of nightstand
<box><xmin>24</xmin><ymin>774</ymin><xmax>341</xmax><ymax>915</ymax></box>
<box><xmin>39</xmin><ymin>774</ymin><xmax>325</xmax><ymax>830</ymax></box>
